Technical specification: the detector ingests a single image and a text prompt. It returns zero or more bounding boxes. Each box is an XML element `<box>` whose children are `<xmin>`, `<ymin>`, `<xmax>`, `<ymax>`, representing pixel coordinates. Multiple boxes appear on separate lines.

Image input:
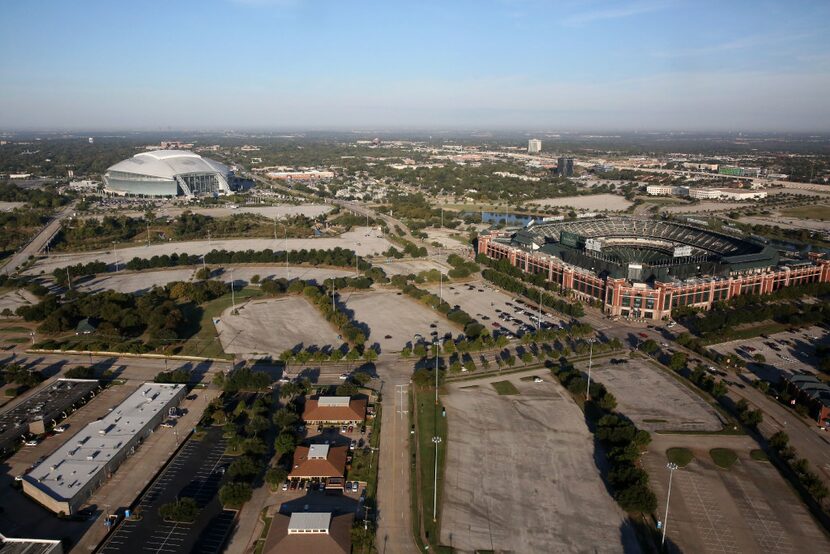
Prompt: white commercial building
<box><xmin>688</xmin><ymin>188</ymin><xmax>767</xmax><ymax>201</ymax></box>
<box><xmin>646</xmin><ymin>185</ymin><xmax>688</xmax><ymax>196</ymax></box>
<box><xmin>527</xmin><ymin>139</ymin><xmax>542</xmax><ymax>154</ymax></box>
<box><xmin>22</xmin><ymin>383</ymin><xmax>186</xmax><ymax>515</ymax></box>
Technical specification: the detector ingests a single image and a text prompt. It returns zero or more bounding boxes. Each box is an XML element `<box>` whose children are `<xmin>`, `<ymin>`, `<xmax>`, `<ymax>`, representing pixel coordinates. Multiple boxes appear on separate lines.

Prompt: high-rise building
<box><xmin>527</xmin><ymin>139</ymin><xmax>542</xmax><ymax>154</ymax></box>
<box><xmin>557</xmin><ymin>157</ymin><xmax>574</xmax><ymax>177</ymax></box>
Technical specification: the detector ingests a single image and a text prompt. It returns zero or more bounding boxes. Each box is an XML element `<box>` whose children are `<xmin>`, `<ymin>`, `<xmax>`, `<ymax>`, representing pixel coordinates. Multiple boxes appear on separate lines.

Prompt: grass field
<box><xmin>491</xmin><ymin>380</ymin><xmax>520</xmax><ymax>395</ymax></box>
<box><xmin>176</xmin><ymin>287</ymin><xmax>264</xmax><ymax>359</ymax></box>
<box><xmin>750</xmin><ymin>449</ymin><xmax>769</xmax><ymax>462</ymax></box>
<box><xmin>0</xmin><ymin>326</ymin><xmax>32</xmax><ymax>334</ymax></box>
<box><xmin>413</xmin><ymin>385</ymin><xmax>449</xmax><ymax>551</ymax></box>
<box><xmin>780</xmin><ymin>205</ymin><xmax>830</xmax><ymax>220</ymax></box>
<box><xmin>666</xmin><ymin>447</ymin><xmax>694</xmax><ymax>467</ymax></box>
<box><xmin>710</xmin><ymin>448</ymin><xmax>738</xmax><ymax>469</ymax></box>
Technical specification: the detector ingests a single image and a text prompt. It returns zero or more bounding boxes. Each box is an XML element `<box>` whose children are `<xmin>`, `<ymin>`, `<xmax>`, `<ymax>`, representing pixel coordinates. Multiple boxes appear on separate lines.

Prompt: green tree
<box><xmin>265</xmin><ymin>466</ymin><xmax>288</xmax><ymax>490</ymax></box>
<box><xmin>668</xmin><ymin>352</ymin><xmax>688</xmax><ymax>371</ymax></box>
<box><xmin>228</xmin><ymin>456</ymin><xmax>259</xmax><ymax>481</ymax></box>
<box><xmin>158</xmin><ymin>497</ymin><xmax>200</xmax><ymax>522</ymax></box>
<box><xmin>274</xmin><ymin>432</ymin><xmax>298</xmax><ymax>456</ymax></box>
<box><xmin>219</xmin><ymin>482</ymin><xmax>252</xmax><ymax>508</ymax></box>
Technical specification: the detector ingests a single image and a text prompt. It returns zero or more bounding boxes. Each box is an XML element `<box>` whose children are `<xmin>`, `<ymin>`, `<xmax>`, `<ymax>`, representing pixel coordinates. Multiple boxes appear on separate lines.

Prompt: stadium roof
<box><xmin>106</xmin><ymin>150</ymin><xmax>229</xmax><ymax>180</ymax></box>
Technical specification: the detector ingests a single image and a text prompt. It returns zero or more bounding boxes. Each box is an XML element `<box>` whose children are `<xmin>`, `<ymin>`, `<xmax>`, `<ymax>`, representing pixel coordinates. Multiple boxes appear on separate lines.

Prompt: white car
<box><xmin>339</xmin><ymin>374</ymin><xmax>349</xmax><ymax>381</ymax></box>
<box><xmin>24</xmin><ymin>439</ymin><xmax>39</xmax><ymax>447</ymax></box>
<box><xmin>533</xmin><ymin>377</ymin><xmax>544</xmax><ymax>383</ymax></box>
<box><xmin>54</xmin><ymin>424</ymin><xmax>68</xmax><ymax>433</ymax></box>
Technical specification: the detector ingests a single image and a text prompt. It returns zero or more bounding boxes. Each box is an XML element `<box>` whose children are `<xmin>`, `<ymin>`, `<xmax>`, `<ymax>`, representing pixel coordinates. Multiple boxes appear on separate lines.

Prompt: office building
<box><xmin>557</xmin><ymin>157</ymin><xmax>574</xmax><ymax>177</ymax></box>
<box><xmin>527</xmin><ymin>139</ymin><xmax>542</xmax><ymax>154</ymax></box>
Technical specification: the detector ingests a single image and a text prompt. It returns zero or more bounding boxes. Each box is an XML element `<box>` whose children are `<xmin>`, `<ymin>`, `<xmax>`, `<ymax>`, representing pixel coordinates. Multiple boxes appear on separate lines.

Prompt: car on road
<box><xmin>54</xmin><ymin>424</ymin><xmax>68</xmax><ymax>433</ymax></box>
<box><xmin>339</xmin><ymin>373</ymin><xmax>349</xmax><ymax>380</ymax></box>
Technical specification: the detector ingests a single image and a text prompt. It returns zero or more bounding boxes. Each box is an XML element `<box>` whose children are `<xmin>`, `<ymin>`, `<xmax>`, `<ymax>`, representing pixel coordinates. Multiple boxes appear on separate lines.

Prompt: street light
<box><xmin>585</xmin><ymin>338</ymin><xmax>595</xmax><ymax>401</ymax></box>
<box><xmin>434</xmin><ymin>339</ymin><xmax>440</xmax><ymax>406</ymax></box>
<box><xmin>230</xmin><ymin>268</ymin><xmax>236</xmax><ymax>314</ymax></box>
<box><xmin>112</xmin><ymin>241</ymin><xmax>119</xmax><ymax>272</ymax></box>
<box><xmin>432</xmin><ymin>436</ymin><xmax>442</xmax><ymax>522</ymax></box>
<box><xmin>662</xmin><ymin>462</ymin><xmax>679</xmax><ymax>547</ymax></box>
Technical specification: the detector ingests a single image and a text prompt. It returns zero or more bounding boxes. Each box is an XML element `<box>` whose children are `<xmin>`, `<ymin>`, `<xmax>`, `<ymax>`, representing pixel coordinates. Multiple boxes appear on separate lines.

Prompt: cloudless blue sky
<box><xmin>1</xmin><ymin>0</ymin><xmax>828</xmax><ymax>131</ymax></box>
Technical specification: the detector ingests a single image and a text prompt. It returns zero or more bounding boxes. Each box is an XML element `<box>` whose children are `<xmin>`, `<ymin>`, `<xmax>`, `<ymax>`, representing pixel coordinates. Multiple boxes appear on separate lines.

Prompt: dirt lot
<box><xmin>0</xmin><ymin>289</ymin><xmax>38</xmax><ymax>313</ymax></box>
<box><xmin>532</xmin><ymin>194</ymin><xmax>633</xmax><ymax>211</ymax></box>
<box><xmin>215</xmin><ymin>296</ymin><xmax>340</xmax><ymax>355</ymax></box>
<box><xmin>25</xmin><ymin>227</ymin><xmax>392</xmax><ymax>275</ymax></box>
<box><xmin>709</xmin><ymin>325</ymin><xmax>828</xmax><ymax>382</ymax></box>
<box><xmin>0</xmin><ymin>201</ymin><xmax>26</xmax><ymax>212</ymax></box>
<box><xmin>644</xmin><ymin>434</ymin><xmax>830</xmax><ymax>553</ymax></box>
<box><xmin>441</xmin><ymin>372</ymin><xmax>636</xmax><ymax>553</ymax></box>
<box><xmin>589</xmin><ymin>358</ymin><xmax>724</xmax><ymax>432</ymax></box>
<box><xmin>341</xmin><ymin>289</ymin><xmax>455</xmax><ymax>352</ymax></box>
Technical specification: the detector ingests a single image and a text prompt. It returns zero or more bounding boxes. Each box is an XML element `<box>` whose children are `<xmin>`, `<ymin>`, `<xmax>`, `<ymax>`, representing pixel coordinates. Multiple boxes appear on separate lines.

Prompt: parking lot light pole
<box><xmin>434</xmin><ymin>339</ymin><xmax>439</xmax><ymax>406</ymax></box>
<box><xmin>585</xmin><ymin>339</ymin><xmax>595</xmax><ymax>401</ymax></box>
<box><xmin>662</xmin><ymin>462</ymin><xmax>679</xmax><ymax>547</ymax></box>
<box><xmin>230</xmin><ymin>268</ymin><xmax>236</xmax><ymax>313</ymax></box>
<box><xmin>432</xmin><ymin>436</ymin><xmax>442</xmax><ymax>522</ymax></box>
<box><xmin>112</xmin><ymin>241</ymin><xmax>119</xmax><ymax>272</ymax></box>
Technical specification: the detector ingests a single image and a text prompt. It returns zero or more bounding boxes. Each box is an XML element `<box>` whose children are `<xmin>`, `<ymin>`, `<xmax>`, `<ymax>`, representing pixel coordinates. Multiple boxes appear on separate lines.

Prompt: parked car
<box><xmin>282</xmin><ymin>481</ymin><xmax>289</xmax><ymax>491</ymax></box>
<box><xmin>54</xmin><ymin>424</ymin><xmax>68</xmax><ymax>433</ymax></box>
<box><xmin>24</xmin><ymin>439</ymin><xmax>39</xmax><ymax>447</ymax></box>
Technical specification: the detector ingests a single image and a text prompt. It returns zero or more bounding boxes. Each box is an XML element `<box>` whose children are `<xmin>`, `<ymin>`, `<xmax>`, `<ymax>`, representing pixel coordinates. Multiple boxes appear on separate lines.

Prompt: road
<box><xmin>1</xmin><ymin>201</ymin><xmax>76</xmax><ymax>275</ymax></box>
<box><xmin>373</xmin><ymin>356</ymin><xmax>419</xmax><ymax>554</ymax></box>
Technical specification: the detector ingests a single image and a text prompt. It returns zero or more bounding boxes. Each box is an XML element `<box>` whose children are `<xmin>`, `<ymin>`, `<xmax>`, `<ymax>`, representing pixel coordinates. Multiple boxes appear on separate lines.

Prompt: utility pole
<box><xmin>585</xmin><ymin>339</ymin><xmax>595</xmax><ymax>401</ymax></box>
<box><xmin>662</xmin><ymin>463</ymin><xmax>679</xmax><ymax>547</ymax></box>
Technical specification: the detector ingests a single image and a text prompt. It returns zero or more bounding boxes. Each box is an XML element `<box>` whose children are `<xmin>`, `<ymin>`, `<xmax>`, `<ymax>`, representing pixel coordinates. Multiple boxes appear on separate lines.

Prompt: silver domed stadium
<box><xmin>103</xmin><ymin>150</ymin><xmax>233</xmax><ymax>197</ymax></box>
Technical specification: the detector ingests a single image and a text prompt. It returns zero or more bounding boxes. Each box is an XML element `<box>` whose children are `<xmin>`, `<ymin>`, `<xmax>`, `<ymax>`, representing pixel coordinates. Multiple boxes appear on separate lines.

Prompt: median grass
<box><xmin>491</xmin><ymin>380</ymin><xmax>520</xmax><ymax>395</ymax></box>
<box><xmin>666</xmin><ymin>447</ymin><xmax>694</xmax><ymax>467</ymax></box>
<box><xmin>710</xmin><ymin>448</ymin><xmax>738</xmax><ymax>469</ymax></box>
<box><xmin>780</xmin><ymin>205</ymin><xmax>830</xmax><ymax>220</ymax></box>
<box><xmin>413</xmin><ymin>385</ymin><xmax>449</xmax><ymax>550</ymax></box>
<box><xmin>750</xmin><ymin>449</ymin><xmax>768</xmax><ymax>462</ymax></box>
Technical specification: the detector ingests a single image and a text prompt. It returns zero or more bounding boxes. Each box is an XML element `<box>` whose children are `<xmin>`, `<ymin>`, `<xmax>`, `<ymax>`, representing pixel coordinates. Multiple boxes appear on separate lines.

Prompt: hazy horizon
<box><xmin>2</xmin><ymin>0</ymin><xmax>829</xmax><ymax>132</ymax></box>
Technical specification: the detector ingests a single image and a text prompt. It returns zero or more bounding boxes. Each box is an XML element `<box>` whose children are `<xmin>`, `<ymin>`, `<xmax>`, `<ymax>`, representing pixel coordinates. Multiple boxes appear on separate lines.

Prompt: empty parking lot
<box><xmin>644</xmin><ymin>436</ymin><xmax>830</xmax><ymax>553</ymax></box>
<box><xmin>341</xmin><ymin>289</ymin><xmax>456</xmax><ymax>352</ymax></box>
<box><xmin>589</xmin><ymin>358</ymin><xmax>724</xmax><ymax>432</ymax></box>
<box><xmin>215</xmin><ymin>295</ymin><xmax>341</xmax><ymax>355</ymax></box>
<box><xmin>440</xmin><ymin>373</ymin><xmax>636</xmax><ymax>553</ymax></box>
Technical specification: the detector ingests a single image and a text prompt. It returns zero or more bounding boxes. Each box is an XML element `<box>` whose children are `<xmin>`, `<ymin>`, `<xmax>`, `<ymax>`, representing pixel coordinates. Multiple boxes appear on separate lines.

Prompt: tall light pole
<box><xmin>66</xmin><ymin>267</ymin><xmax>72</xmax><ymax>290</ymax></box>
<box><xmin>434</xmin><ymin>339</ymin><xmax>440</xmax><ymax>406</ymax></box>
<box><xmin>201</xmin><ymin>254</ymin><xmax>206</xmax><ymax>275</ymax></box>
<box><xmin>432</xmin><ymin>435</ymin><xmax>442</xmax><ymax>522</ymax></box>
<box><xmin>662</xmin><ymin>462</ymin><xmax>679</xmax><ymax>547</ymax></box>
<box><xmin>537</xmin><ymin>288</ymin><xmax>543</xmax><ymax>330</ymax></box>
<box><xmin>585</xmin><ymin>338</ymin><xmax>595</xmax><ymax>402</ymax></box>
<box><xmin>146</xmin><ymin>221</ymin><xmax>150</xmax><ymax>247</ymax></box>
<box><xmin>112</xmin><ymin>241</ymin><xmax>119</xmax><ymax>272</ymax></box>
<box><xmin>439</xmin><ymin>273</ymin><xmax>443</xmax><ymax>302</ymax></box>
<box><xmin>277</xmin><ymin>221</ymin><xmax>289</xmax><ymax>280</ymax></box>
<box><xmin>230</xmin><ymin>268</ymin><xmax>236</xmax><ymax>314</ymax></box>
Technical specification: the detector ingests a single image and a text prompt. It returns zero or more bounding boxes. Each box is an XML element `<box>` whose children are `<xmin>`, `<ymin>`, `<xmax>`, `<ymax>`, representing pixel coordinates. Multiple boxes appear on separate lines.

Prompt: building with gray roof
<box><xmin>103</xmin><ymin>150</ymin><xmax>233</xmax><ymax>197</ymax></box>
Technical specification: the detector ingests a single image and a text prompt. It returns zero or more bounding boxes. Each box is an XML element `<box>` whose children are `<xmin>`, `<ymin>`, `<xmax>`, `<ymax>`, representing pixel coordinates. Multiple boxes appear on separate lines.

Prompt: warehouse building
<box><xmin>22</xmin><ymin>383</ymin><xmax>186</xmax><ymax>515</ymax></box>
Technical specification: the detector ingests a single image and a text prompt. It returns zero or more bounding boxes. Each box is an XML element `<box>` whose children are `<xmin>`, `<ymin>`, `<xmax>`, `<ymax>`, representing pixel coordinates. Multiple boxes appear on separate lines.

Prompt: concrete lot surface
<box><xmin>709</xmin><ymin>325</ymin><xmax>828</xmax><ymax>382</ymax></box>
<box><xmin>376</xmin><ymin>258</ymin><xmax>448</xmax><ymax>276</ymax></box>
<box><xmin>645</xmin><ymin>434</ymin><xmax>830</xmax><ymax>553</ymax></box>
<box><xmin>0</xmin><ymin>289</ymin><xmax>37</xmax><ymax>313</ymax></box>
<box><xmin>76</xmin><ymin>268</ymin><xmax>196</xmax><ymax>294</ymax></box>
<box><xmin>590</xmin><ymin>359</ymin><xmax>724</xmax><ymax>432</ymax></box>
<box><xmin>216</xmin><ymin>296</ymin><xmax>341</xmax><ymax>355</ymax></box>
<box><xmin>342</xmin><ymin>289</ymin><xmax>455</xmax><ymax>352</ymax></box>
<box><xmin>0</xmin><ymin>201</ymin><xmax>26</xmax><ymax>212</ymax></box>
<box><xmin>26</xmin><ymin>227</ymin><xmax>392</xmax><ymax>274</ymax></box>
<box><xmin>532</xmin><ymin>194</ymin><xmax>633</xmax><ymax>211</ymax></box>
<box><xmin>425</xmin><ymin>280</ymin><xmax>569</xmax><ymax>336</ymax></box>
<box><xmin>440</xmin><ymin>373</ymin><xmax>636</xmax><ymax>553</ymax></box>
<box><xmin>212</xmin><ymin>265</ymin><xmax>353</xmax><ymax>285</ymax></box>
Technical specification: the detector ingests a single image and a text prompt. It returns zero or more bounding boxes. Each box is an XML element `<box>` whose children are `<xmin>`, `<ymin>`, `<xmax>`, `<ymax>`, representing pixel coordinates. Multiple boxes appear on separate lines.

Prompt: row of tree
<box><xmin>480</xmin><ymin>268</ymin><xmax>585</xmax><ymax>317</ymax></box>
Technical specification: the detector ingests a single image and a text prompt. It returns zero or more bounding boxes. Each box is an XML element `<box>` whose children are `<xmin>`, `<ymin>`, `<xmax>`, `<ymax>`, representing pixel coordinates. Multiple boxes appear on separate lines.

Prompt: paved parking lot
<box><xmin>216</xmin><ymin>296</ymin><xmax>341</xmax><ymax>355</ymax></box>
<box><xmin>710</xmin><ymin>325</ymin><xmax>828</xmax><ymax>382</ymax></box>
<box><xmin>425</xmin><ymin>280</ymin><xmax>570</xmax><ymax>338</ymax></box>
<box><xmin>644</xmin><ymin>436</ymin><xmax>830</xmax><ymax>553</ymax></box>
<box><xmin>440</xmin><ymin>372</ymin><xmax>636</xmax><ymax>553</ymax></box>
<box><xmin>376</xmin><ymin>259</ymin><xmax>448</xmax><ymax>276</ymax></box>
<box><xmin>341</xmin><ymin>289</ymin><xmax>456</xmax><ymax>352</ymax></box>
<box><xmin>98</xmin><ymin>426</ymin><xmax>235</xmax><ymax>554</ymax></box>
<box><xmin>589</xmin><ymin>358</ymin><xmax>724</xmax><ymax>432</ymax></box>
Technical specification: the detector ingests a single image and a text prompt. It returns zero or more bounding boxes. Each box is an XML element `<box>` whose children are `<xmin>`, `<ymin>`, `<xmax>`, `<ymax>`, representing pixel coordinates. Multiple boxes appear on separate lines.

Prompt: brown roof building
<box><xmin>302</xmin><ymin>396</ymin><xmax>367</xmax><ymax>425</ymax></box>
<box><xmin>288</xmin><ymin>444</ymin><xmax>347</xmax><ymax>479</ymax></box>
<box><xmin>264</xmin><ymin>512</ymin><xmax>353</xmax><ymax>554</ymax></box>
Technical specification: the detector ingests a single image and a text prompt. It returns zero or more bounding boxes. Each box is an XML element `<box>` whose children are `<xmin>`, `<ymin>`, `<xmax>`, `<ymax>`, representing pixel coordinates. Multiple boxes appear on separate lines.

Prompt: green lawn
<box><xmin>414</xmin><ymin>385</ymin><xmax>448</xmax><ymax>550</ymax></box>
<box><xmin>666</xmin><ymin>447</ymin><xmax>694</xmax><ymax>467</ymax></box>
<box><xmin>176</xmin><ymin>287</ymin><xmax>263</xmax><ymax>359</ymax></box>
<box><xmin>347</xmin><ymin>404</ymin><xmax>381</xmax><ymax>501</ymax></box>
<box><xmin>780</xmin><ymin>205</ymin><xmax>830</xmax><ymax>221</ymax></box>
<box><xmin>0</xmin><ymin>326</ymin><xmax>32</xmax><ymax>334</ymax></box>
<box><xmin>491</xmin><ymin>380</ymin><xmax>520</xmax><ymax>395</ymax></box>
<box><xmin>710</xmin><ymin>448</ymin><xmax>738</xmax><ymax>469</ymax></box>
<box><xmin>750</xmin><ymin>449</ymin><xmax>769</xmax><ymax>462</ymax></box>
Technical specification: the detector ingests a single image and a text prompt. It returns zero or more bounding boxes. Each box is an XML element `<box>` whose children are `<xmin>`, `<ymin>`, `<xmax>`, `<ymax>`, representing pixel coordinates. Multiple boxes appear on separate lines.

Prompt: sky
<box><xmin>1</xmin><ymin>0</ymin><xmax>829</xmax><ymax>132</ymax></box>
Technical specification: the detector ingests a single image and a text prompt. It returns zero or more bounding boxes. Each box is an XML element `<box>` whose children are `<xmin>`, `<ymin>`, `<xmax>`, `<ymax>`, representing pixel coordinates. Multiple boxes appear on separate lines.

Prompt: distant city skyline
<box><xmin>1</xmin><ymin>0</ymin><xmax>829</xmax><ymax>131</ymax></box>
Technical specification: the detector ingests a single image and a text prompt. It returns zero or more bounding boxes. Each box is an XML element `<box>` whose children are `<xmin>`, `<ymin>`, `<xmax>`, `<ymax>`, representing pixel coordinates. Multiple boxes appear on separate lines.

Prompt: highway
<box><xmin>1</xmin><ymin>201</ymin><xmax>76</xmax><ymax>275</ymax></box>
